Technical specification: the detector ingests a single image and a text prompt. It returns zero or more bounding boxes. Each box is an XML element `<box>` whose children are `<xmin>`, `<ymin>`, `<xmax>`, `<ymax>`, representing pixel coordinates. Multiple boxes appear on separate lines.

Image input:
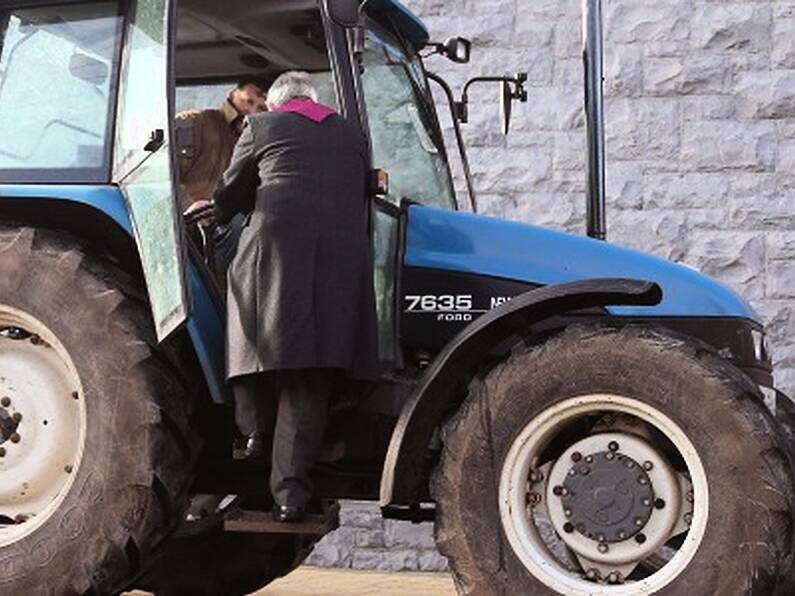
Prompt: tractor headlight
<box><xmin>751</xmin><ymin>329</ymin><xmax>771</xmax><ymax>365</ymax></box>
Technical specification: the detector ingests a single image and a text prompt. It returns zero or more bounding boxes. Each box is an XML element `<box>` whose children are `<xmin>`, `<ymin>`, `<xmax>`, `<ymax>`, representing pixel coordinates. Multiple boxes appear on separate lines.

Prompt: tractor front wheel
<box><xmin>432</xmin><ymin>325</ymin><xmax>795</xmax><ymax>595</ymax></box>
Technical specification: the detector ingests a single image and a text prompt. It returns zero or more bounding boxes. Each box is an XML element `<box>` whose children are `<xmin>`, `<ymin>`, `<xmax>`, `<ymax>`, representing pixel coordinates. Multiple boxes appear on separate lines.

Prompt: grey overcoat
<box><xmin>213</xmin><ymin>111</ymin><xmax>380</xmax><ymax>382</ymax></box>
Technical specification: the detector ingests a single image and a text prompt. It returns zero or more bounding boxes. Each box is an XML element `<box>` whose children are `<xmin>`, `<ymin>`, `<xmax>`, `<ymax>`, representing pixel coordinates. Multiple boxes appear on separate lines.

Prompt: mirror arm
<box><xmin>458</xmin><ymin>73</ymin><xmax>528</xmax><ymax>123</ymax></box>
<box><xmin>427</xmin><ymin>71</ymin><xmax>477</xmax><ymax>213</ymax></box>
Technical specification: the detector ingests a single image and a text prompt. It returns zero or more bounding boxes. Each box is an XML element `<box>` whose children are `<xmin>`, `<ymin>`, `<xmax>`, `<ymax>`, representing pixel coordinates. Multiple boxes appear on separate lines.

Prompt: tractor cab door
<box><xmin>113</xmin><ymin>0</ymin><xmax>190</xmax><ymax>342</ymax></box>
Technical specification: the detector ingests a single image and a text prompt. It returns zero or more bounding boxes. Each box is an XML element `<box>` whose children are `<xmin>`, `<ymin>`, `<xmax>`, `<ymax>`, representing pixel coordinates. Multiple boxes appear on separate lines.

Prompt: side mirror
<box><xmin>326</xmin><ymin>0</ymin><xmax>360</xmax><ymax>28</ymax></box>
<box><xmin>69</xmin><ymin>53</ymin><xmax>109</xmax><ymax>86</ymax></box>
<box><xmin>500</xmin><ymin>80</ymin><xmax>512</xmax><ymax>135</ymax></box>
<box><xmin>441</xmin><ymin>37</ymin><xmax>471</xmax><ymax>64</ymax></box>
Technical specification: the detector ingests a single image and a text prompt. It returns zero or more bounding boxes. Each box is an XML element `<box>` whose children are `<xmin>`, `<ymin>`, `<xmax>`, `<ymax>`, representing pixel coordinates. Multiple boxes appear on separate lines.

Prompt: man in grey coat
<box><xmin>213</xmin><ymin>71</ymin><xmax>379</xmax><ymax>522</ymax></box>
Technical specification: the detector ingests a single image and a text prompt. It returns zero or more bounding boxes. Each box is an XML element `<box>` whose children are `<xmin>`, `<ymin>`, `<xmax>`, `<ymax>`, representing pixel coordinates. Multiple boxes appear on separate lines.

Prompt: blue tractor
<box><xmin>0</xmin><ymin>1</ymin><xmax>793</xmax><ymax>594</ymax></box>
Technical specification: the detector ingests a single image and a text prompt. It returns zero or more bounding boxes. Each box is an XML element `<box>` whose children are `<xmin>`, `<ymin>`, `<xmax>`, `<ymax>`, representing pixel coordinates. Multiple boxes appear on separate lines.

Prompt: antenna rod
<box><xmin>583</xmin><ymin>0</ymin><xmax>606</xmax><ymax>240</ymax></box>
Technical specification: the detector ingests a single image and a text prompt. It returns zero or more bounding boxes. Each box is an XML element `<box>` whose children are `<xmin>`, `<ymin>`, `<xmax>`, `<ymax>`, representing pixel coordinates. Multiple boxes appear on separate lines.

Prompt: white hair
<box><xmin>267</xmin><ymin>71</ymin><xmax>319</xmax><ymax>107</ymax></box>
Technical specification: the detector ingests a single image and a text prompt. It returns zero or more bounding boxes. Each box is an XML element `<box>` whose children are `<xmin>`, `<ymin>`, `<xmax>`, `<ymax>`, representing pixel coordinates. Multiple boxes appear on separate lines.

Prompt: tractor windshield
<box><xmin>362</xmin><ymin>28</ymin><xmax>456</xmax><ymax>210</ymax></box>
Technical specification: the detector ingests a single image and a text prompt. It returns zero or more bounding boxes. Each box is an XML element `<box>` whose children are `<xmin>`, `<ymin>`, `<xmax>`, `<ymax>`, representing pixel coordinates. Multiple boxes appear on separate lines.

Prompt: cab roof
<box><xmin>365</xmin><ymin>0</ymin><xmax>430</xmax><ymax>50</ymax></box>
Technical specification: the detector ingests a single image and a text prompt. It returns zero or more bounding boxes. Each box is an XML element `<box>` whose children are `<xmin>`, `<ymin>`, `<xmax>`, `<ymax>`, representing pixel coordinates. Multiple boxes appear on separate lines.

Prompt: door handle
<box><xmin>144</xmin><ymin>128</ymin><xmax>165</xmax><ymax>152</ymax></box>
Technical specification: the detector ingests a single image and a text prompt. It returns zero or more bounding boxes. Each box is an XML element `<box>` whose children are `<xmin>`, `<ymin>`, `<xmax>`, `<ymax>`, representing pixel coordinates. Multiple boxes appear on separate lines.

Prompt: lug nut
<box><xmin>563</xmin><ymin>522</ymin><xmax>574</xmax><ymax>533</ymax></box>
<box><xmin>0</xmin><ymin>447</ymin><xmax>5</xmax><ymax>457</ymax></box>
<box><xmin>598</xmin><ymin>543</ymin><xmax>609</xmax><ymax>553</ymax></box>
<box><xmin>579</xmin><ymin>466</ymin><xmax>591</xmax><ymax>475</ymax></box>
<box><xmin>655</xmin><ymin>498</ymin><xmax>666</xmax><ymax>509</ymax></box>
<box><xmin>553</xmin><ymin>485</ymin><xmax>564</xmax><ymax>496</ymax></box>
<box><xmin>71</xmin><ymin>391</ymin><xmax>79</xmax><ymax>400</ymax></box>
<box><xmin>634</xmin><ymin>517</ymin><xmax>643</xmax><ymax>527</ymax></box>
<box><xmin>597</xmin><ymin>533</ymin><xmax>606</xmax><ymax>543</ymax></box>
<box><xmin>571</xmin><ymin>452</ymin><xmax>582</xmax><ymax>462</ymax></box>
<box><xmin>643</xmin><ymin>461</ymin><xmax>654</xmax><ymax>471</ymax></box>
<box><xmin>527</xmin><ymin>492</ymin><xmax>541</xmax><ymax>505</ymax></box>
<box><xmin>608</xmin><ymin>441</ymin><xmax>619</xmax><ymax>451</ymax></box>
<box><xmin>585</xmin><ymin>568</ymin><xmax>599</xmax><ymax>581</ymax></box>
<box><xmin>529</xmin><ymin>470</ymin><xmax>543</xmax><ymax>483</ymax></box>
<box><xmin>585</xmin><ymin>455</ymin><xmax>594</xmax><ymax>463</ymax></box>
<box><xmin>1</xmin><ymin>396</ymin><xmax>10</xmax><ymax>407</ymax></box>
<box><xmin>11</xmin><ymin>412</ymin><xmax>21</xmax><ymax>424</ymax></box>
<box><xmin>684</xmin><ymin>512</ymin><xmax>693</xmax><ymax>525</ymax></box>
<box><xmin>568</xmin><ymin>469</ymin><xmax>577</xmax><ymax>476</ymax></box>
<box><xmin>638</xmin><ymin>476</ymin><xmax>648</xmax><ymax>485</ymax></box>
<box><xmin>607</xmin><ymin>571</ymin><xmax>621</xmax><ymax>584</ymax></box>
<box><xmin>9</xmin><ymin>433</ymin><xmax>20</xmax><ymax>444</ymax></box>
<box><xmin>30</xmin><ymin>335</ymin><xmax>41</xmax><ymax>345</ymax></box>
<box><xmin>624</xmin><ymin>460</ymin><xmax>634</xmax><ymax>469</ymax></box>
<box><xmin>64</xmin><ymin>465</ymin><xmax>73</xmax><ymax>474</ymax></box>
<box><xmin>617</xmin><ymin>530</ymin><xmax>626</xmax><ymax>540</ymax></box>
<box><xmin>605</xmin><ymin>452</ymin><xmax>615</xmax><ymax>460</ymax></box>
<box><xmin>686</xmin><ymin>490</ymin><xmax>694</xmax><ymax>503</ymax></box>
<box><xmin>635</xmin><ymin>533</ymin><xmax>647</xmax><ymax>544</ymax></box>
<box><xmin>564</xmin><ymin>508</ymin><xmax>572</xmax><ymax>517</ymax></box>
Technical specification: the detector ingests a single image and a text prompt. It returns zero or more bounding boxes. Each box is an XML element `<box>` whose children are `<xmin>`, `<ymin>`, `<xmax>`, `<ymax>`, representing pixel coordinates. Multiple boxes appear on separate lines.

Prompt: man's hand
<box><xmin>184</xmin><ymin>199</ymin><xmax>215</xmax><ymax>225</ymax></box>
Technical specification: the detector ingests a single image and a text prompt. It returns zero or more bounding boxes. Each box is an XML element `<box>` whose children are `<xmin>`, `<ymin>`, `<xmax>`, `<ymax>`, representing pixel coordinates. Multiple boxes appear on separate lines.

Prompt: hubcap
<box><xmin>0</xmin><ymin>306</ymin><xmax>85</xmax><ymax>547</ymax></box>
<box><xmin>500</xmin><ymin>394</ymin><xmax>708</xmax><ymax>594</ymax></box>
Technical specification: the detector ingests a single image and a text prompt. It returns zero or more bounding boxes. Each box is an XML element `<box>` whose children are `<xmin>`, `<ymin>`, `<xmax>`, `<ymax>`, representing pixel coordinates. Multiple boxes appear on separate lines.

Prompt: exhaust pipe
<box><xmin>583</xmin><ymin>0</ymin><xmax>606</xmax><ymax>240</ymax></box>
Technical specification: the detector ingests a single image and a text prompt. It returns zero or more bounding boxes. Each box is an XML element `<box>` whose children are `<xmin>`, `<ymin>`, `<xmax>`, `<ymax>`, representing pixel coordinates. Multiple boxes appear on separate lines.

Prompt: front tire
<box><xmin>432</xmin><ymin>325</ymin><xmax>795</xmax><ymax>595</ymax></box>
<box><xmin>0</xmin><ymin>226</ymin><xmax>199</xmax><ymax>594</ymax></box>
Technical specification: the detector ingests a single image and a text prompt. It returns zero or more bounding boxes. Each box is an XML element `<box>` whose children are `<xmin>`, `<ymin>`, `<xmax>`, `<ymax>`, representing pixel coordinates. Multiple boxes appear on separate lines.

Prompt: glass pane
<box><xmin>373</xmin><ymin>209</ymin><xmax>398</xmax><ymax>364</ymax></box>
<box><xmin>116</xmin><ymin>0</ymin><xmax>188</xmax><ymax>341</ymax></box>
<box><xmin>0</xmin><ymin>2</ymin><xmax>122</xmax><ymax>180</ymax></box>
<box><xmin>361</xmin><ymin>30</ymin><xmax>456</xmax><ymax>210</ymax></box>
<box><xmin>175</xmin><ymin>71</ymin><xmax>339</xmax><ymax>113</ymax></box>
<box><xmin>114</xmin><ymin>0</ymin><xmax>169</xmax><ymax>177</ymax></box>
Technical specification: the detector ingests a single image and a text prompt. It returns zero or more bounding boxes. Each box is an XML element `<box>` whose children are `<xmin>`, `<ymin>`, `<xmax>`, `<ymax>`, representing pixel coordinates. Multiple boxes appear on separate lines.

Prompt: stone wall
<box><xmin>310</xmin><ymin>0</ymin><xmax>795</xmax><ymax>571</ymax></box>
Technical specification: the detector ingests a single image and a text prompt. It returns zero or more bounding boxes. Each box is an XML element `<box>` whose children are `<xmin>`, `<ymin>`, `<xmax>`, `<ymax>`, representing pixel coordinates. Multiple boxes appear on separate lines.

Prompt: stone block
<box><xmin>771</xmin><ymin>15</ymin><xmax>795</xmax><ymax>68</ymax></box>
<box><xmin>683</xmin><ymin>232</ymin><xmax>766</xmax><ymax>300</ymax></box>
<box><xmin>690</xmin><ymin>4</ymin><xmax>772</xmax><ymax>53</ymax></box>
<box><xmin>605</xmin><ymin>44</ymin><xmax>644</xmax><ymax>97</ymax></box>
<box><xmin>352</xmin><ymin>548</ymin><xmax>419</xmax><ymax>571</ymax></box>
<box><xmin>643</xmin><ymin>58</ymin><xmax>684</xmax><ymax>96</ymax></box>
<box><xmin>418</xmin><ymin>550</ymin><xmax>450</xmax><ymax>572</ymax></box>
<box><xmin>384</xmin><ymin>520</ymin><xmax>438</xmax><ymax>550</ymax></box>
<box><xmin>605</xmin><ymin>98</ymin><xmax>680</xmax><ymax>162</ymax></box>
<box><xmin>338</xmin><ymin>501</ymin><xmax>383</xmax><ymax>529</ymax></box>
<box><xmin>607</xmin><ymin>2</ymin><xmax>690</xmax><ymax>45</ymax></box>
<box><xmin>643</xmin><ymin>173</ymin><xmax>730</xmax><ymax>209</ymax></box>
<box><xmin>681</xmin><ymin>120</ymin><xmax>776</xmax><ymax>172</ymax></box>
<box><xmin>736</xmin><ymin>70</ymin><xmax>795</xmax><ymax>120</ymax></box>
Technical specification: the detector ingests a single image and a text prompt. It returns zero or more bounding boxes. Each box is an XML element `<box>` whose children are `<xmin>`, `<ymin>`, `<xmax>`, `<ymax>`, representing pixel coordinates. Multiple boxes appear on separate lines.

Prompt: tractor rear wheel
<box><xmin>432</xmin><ymin>325</ymin><xmax>795</xmax><ymax>595</ymax></box>
<box><xmin>0</xmin><ymin>225</ymin><xmax>199</xmax><ymax>594</ymax></box>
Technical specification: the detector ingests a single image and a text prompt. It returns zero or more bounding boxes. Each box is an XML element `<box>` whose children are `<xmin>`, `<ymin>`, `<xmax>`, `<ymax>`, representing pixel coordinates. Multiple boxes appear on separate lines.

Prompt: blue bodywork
<box><xmin>404</xmin><ymin>205</ymin><xmax>759</xmax><ymax>320</ymax></box>
<box><xmin>0</xmin><ymin>185</ymin><xmax>229</xmax><ymax>403</ymax></box>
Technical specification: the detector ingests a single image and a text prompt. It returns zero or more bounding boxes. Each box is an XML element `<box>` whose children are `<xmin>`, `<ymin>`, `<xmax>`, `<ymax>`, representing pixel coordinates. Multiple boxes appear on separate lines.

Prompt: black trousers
<box><xmin>233</xmin><ymin>369</ymin><xmax>334</xmax><ymax>508</ymax></box>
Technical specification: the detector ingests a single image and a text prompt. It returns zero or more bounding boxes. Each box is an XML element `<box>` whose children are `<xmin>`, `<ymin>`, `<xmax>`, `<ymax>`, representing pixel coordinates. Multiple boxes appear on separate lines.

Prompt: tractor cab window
<box><xmin>0</xmin><ymin>2</ymin><xmax>123</xmax><ymax>182</ymax></box>
<box><xmin>361</xmin><ymin>29</ymin><xmax>456</xmax><ymax>210</ymax></box>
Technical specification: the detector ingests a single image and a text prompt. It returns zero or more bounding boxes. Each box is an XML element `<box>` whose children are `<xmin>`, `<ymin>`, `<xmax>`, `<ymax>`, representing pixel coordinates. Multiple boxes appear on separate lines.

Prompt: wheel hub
<box><xmin>0</xmin><ymin>306</ymin><xmax>85</xmax><ymax>548</ymax></box>
<box><xmin>562</xmin><ymin>452</ymin><xmax>654</xmax><ymax>543</ymax></box>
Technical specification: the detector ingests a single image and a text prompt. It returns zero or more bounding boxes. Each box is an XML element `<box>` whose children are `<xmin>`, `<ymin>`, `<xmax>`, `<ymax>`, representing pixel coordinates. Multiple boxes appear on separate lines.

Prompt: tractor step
<box><xmin>224</xmin><ymin>502</ymin><xmax>340</xmax><ymax>535</ymax></box>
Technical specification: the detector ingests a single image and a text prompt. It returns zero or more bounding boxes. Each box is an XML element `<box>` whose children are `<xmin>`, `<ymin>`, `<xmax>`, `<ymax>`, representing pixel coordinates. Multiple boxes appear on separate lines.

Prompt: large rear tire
<box><xmin>0</xmin><ymin>226</ymin><xmax>200</xmax><ymax>594</ymax></box>
<box><xmin>432</xmin><ymin>325</ymin><xmax>795</xmax><ymax>595</ymax></box>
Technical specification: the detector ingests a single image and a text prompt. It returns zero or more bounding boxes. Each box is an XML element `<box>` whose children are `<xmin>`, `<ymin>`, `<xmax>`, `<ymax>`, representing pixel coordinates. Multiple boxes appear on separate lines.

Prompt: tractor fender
<box><xmin>379</xmin><ymin>277</ymin><xmax>663</xmax><ymax>510</ymax></box>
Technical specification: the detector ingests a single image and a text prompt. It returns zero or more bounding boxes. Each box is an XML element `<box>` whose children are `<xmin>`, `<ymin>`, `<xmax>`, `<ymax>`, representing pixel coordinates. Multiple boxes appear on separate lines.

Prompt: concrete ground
<box><xmin>128</xmin><ymin>567</ymin><xmax>456</xmax><ymax>595</ymax></box>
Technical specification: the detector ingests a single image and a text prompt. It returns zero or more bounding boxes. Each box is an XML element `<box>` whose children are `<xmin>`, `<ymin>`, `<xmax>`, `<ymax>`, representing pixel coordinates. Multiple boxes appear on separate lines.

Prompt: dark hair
<box><xmin>236</xmin><ymin>78</ymin><xmax>266</xmax><ymax>94</ymax></box>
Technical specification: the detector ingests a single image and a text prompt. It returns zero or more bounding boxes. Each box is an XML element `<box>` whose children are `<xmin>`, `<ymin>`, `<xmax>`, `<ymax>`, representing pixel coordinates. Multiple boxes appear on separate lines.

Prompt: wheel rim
<box><xmin>498</xmin><ymin>394</ymin><xmax>709</xmax><ymax>594</ymax></box>
<box><xmin>0</xmin><ymin>305</ymin><xmax>86</xmax><ymax>547</ymax></box>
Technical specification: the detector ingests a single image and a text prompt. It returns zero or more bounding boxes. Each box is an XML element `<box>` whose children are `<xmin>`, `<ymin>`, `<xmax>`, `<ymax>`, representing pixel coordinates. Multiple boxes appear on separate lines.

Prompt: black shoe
<box><xmin>272</xmin><ymin>504</ymin><xmax>306</xmax><ymax>523</ymax></box>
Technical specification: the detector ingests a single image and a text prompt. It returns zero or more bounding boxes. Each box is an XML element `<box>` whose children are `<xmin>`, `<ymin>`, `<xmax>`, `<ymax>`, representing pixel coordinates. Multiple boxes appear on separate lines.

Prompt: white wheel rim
<box><xmin>498</xmin><ymin>394</ymin><xmax>709</xmax><ymax>595</ymax></box>
<box><xmin>0</xmin><ymin>305</ymin><xmax>86</xmax><ymax>547</ymax></box>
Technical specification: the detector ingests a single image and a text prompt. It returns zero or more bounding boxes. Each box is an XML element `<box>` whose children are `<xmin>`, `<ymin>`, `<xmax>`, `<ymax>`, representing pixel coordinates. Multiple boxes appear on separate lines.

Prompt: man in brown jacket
<box><xmin>176</xmin><ymin>79</ymin><xmax>266</xmax><ymax>209</ymax></box>
<box><xmin>176</xmin><ymin>79</ymin><xmax>266</xmax><ymax>273</ymax></box>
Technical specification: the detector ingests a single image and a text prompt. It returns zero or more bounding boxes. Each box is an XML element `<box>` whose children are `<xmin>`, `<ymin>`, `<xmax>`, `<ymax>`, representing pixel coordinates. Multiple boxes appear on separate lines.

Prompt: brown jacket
<box><xmin>175</xmin><ymin>101</ymin><xmax>242</xmax><ymax>209</ymax></box>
